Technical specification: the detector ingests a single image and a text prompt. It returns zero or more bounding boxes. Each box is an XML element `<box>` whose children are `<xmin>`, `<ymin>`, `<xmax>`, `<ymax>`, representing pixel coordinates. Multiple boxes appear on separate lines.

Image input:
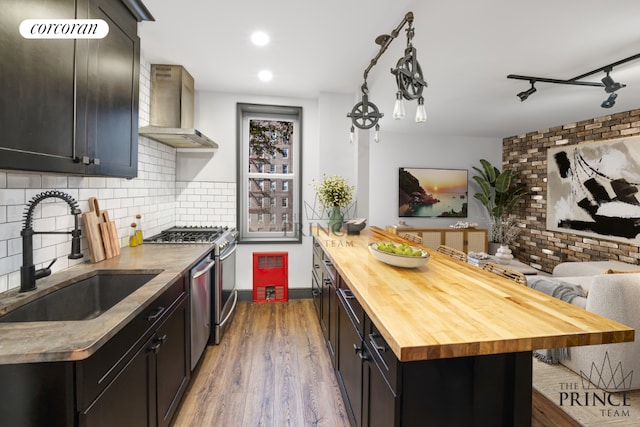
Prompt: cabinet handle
<box><xmin>369</xmin><ymin>333</ymin><xmax>388</xmax><ymax>352</ymax></box>
<box><xmin>312</xmin><ymin>289</ymin><xmax>320</xmax><ymax>297</ymax></box>
<box><xmin>339</xmin><ymin>288</ymin><xmax>360</xmax><ymax>325</ymax></box>
<box><xmin>147</xmin><ymin>342</ymin><xmax>162</xmax><ymax>354</ymax></box>
<box><xmin>155</xmin><ymin>334</ymin><xmax>167</xmax><ymax>344</ymax></box>
<box><xmin>147</xmin><ymin>306</ymin><xmax>166</xmax><ymax>321</ymax></box>
<box><xmin>353</xmin><ymin>343</ymin><xmax>370</xmax><ymax>361</ymax></box>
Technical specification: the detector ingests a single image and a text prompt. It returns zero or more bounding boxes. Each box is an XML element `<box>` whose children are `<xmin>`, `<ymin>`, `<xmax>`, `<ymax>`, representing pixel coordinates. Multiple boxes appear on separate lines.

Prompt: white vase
<box><xmin>494</xmin><ymin>245</ymin><xmax>514</xmax><ymax>265</ymax></box>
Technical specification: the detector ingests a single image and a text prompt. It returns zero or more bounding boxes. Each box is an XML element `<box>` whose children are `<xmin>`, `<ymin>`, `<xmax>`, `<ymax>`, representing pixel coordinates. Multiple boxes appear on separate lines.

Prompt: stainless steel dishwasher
<box><xmin>190</xmin><ymin>253</ymin><xmax>215</xmax><ymax>370</ymax></box>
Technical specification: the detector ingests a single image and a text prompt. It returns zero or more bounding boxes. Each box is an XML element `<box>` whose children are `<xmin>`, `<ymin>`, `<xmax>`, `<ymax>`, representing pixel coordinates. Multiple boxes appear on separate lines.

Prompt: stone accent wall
<box><xmin>504</xmin><ymin>109</ymin><xmax>640</xmax><ymax>273</ymax></box>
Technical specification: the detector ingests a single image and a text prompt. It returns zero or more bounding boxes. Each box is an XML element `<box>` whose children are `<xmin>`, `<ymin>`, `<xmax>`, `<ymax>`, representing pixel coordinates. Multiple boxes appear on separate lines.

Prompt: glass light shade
<box><xmin>349</xmin><ymin>125</ymin><xmax>355</xmax><ymax>144</ymax></box>
<box><xmin>392</xmin><ymin>92</ymin><xmax>405</xmax><ymax>120</ymax></box>
<box><xmin>415</xmin><ymin>97</ymin><xmax>427</xmax><ymax>123</ymax></box>
<box><xmin>374</xmin><ymin>124</ymin><xmax>380</xmax><ymax>143</ymax></box>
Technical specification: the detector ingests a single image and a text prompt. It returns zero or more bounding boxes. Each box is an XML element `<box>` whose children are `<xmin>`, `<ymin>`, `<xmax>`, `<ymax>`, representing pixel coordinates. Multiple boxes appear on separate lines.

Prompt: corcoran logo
<box><xmin>19</xmin><ymin>19</ymin><xmax>109</xmax><ymax>39</ymax></box>
<box><xmin>558</xmin><ymin>352</ymin><xmax>634</xmax><ymax>419</ymax></box>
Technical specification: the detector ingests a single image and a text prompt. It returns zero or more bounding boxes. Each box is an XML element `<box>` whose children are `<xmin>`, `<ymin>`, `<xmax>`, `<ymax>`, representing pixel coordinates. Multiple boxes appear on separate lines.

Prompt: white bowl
<box><xmin>368</xmin><ymin>242</ymin><xmax>430</xmax><ymax>268</ymax></box>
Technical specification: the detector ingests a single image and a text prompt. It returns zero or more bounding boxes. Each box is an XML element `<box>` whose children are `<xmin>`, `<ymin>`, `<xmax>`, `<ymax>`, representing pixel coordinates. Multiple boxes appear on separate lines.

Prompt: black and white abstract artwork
<box><xmin>547</xmin><ymin>136</ymin><xmax>640</xmax><ymax>243</ymax></box>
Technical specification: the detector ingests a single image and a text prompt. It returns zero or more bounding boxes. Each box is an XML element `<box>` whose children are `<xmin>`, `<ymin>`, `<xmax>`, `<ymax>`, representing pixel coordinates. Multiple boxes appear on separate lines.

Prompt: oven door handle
<box><xmin>219</xmin><ymin>289</ymin><xmax>238</xmax><ymax>327</ymax></box>
<box><xmin>219</xmin><ymin>241</ymin><xmax>238</xmax><ymax>262</ymax></box>
<box><xmin>192</xmin><ymin>258</ymin><xmax>215</xmax><ymax>279</ymax></box>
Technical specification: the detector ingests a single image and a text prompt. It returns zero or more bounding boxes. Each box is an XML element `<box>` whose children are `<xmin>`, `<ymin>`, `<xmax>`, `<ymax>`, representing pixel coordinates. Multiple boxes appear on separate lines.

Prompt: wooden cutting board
<box><xmin>82</xmin><ymin>197</ymin><xmax>106</xmax><ymax>263</ymax></box>
<box><xmin>102</xmin><ymin>211</ymin><xmax>120</xmax><ymax>257</ymax></box>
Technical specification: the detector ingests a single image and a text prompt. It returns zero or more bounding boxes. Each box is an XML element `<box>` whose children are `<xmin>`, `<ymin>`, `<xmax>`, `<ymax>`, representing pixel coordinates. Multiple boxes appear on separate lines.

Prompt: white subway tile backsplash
<box><xmin>42</xmin><ymin>175</ymin><xmax>69</xmax><ymax>189</ymax></box>
<box><xmin>7</xmin><ymin>173</ymin><xmax>42</xmax><ymax>189</ymax></box>
<box><xmin>0</xmin><ymin>189</ymin><xmax>26</xmax><ymax>206</ymax></box>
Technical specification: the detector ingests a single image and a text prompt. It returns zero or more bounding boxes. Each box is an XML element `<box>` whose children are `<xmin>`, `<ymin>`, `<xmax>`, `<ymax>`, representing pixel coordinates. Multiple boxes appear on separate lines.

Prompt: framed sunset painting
<box><xmin>399</xmin><ymin>167</ymin><xmax>468</xmax><ymax>218</ymax></box>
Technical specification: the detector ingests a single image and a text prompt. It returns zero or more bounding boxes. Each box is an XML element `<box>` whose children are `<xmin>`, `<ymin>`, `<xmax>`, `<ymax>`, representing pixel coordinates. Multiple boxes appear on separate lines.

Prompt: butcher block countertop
<box><xmin>315</xmin><ymin>226</ymin><xmax>634</xmax><ymax>362</ymax></box>
<box><xmin>0</xmin><ymin>244</ymin><xmax>213</xmax><ymax>365</ymax></box>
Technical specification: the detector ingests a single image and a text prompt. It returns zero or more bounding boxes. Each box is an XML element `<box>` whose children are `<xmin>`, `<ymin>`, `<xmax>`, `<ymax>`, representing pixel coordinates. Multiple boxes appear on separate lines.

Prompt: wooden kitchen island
<box><xmin>312</xmin><ymin>226</ymin><xmax>634</xmax><ymax>427</ymax></box>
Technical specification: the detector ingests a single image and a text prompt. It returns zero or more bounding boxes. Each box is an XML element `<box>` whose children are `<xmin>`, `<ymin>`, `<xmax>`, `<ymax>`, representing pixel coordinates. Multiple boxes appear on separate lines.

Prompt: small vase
<box><xmin>488</xmin><ymin>242</ymin><xmax>501</xmax><ymax>256</ymax></box>
<box><xmin>328</xmin><ymin>206</ymin><xmax>344</xmax><ymax>232</ymax></box>
<box><xmin>495</xmin><ymin>245</ymin><xmax>514</xmax><ymax>265</ymax></box>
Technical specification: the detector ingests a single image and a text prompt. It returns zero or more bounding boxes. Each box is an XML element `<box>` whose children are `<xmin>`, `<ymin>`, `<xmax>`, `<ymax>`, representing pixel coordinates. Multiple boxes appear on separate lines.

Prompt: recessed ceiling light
<box><xmin>251</xmin><ymin>31</ymin><xmax>270</xmax><ymax>46</ymax></box>
<box><xmin>258</xmin><ymin>70</ymin><xmax>273</xmax><ymax>82</ymax></box>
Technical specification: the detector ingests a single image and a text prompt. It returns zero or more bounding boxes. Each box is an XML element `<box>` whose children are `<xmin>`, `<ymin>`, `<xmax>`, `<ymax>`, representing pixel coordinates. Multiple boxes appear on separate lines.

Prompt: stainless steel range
<box><xmin>145</xmin><ymin>226</ymin><xmax>238</xmax><ymax>350</ymax></box>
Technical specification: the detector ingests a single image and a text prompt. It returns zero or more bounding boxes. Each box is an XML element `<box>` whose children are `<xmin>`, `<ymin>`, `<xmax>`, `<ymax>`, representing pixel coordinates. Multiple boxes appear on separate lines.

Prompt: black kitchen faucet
<box><xmin>20</xmin><ymin>190</ymin><xmax>83</xmax><ymax>292</ymax></box>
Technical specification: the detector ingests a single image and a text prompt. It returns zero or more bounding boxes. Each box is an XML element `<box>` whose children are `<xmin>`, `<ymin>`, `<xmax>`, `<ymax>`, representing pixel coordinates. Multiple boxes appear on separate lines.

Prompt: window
<box><xmin>237</xmin><ymin>103</ymin><xmax>302</xmax><ymax>242</ymax></box>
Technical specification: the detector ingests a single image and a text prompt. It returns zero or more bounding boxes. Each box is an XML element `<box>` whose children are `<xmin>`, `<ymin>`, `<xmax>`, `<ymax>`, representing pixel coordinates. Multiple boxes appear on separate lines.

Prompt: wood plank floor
<box><xmin>172</xmin><ymin>299</ymin><xmax>585</xmax><ymax>427</ymax></box>
<box><xmin>171</xmin><ymin>300</ymin><xmax>350</xmax><ymax>427</ymax></box>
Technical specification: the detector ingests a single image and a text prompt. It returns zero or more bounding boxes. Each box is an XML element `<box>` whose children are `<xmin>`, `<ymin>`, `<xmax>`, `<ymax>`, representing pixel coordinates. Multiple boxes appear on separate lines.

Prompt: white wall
<box><xmin>367</xmin><ymin>132</ymin><xmax>502</xmax><ymax>230</ymax></box>
<box><xmin>175</xmin><ymin>90</ymin><xmax>325</xmax><ymax>291</ymax></box>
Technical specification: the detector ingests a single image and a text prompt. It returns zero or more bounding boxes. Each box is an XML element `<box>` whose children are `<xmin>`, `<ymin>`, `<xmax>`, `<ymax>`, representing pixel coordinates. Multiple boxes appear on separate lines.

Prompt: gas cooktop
<box><xmin>143</xmin><ymin>226</ymin><xmax>232</xmax><ymax>244</ymax></box>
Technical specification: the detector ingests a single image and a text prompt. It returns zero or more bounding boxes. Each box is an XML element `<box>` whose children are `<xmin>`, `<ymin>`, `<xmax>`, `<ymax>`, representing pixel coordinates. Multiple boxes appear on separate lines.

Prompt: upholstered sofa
<box><xmin>527</xmin><ymin>261</ymin><xmax>640</xmax><ymax>391</ymax></box>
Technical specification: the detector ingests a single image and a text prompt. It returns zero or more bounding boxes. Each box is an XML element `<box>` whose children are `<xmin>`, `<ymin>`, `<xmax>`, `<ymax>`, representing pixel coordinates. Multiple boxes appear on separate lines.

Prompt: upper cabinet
<box><xmin>0</xmin><ymin>0</ymin><xmax>153</xmax><ymax>178</ymax></box>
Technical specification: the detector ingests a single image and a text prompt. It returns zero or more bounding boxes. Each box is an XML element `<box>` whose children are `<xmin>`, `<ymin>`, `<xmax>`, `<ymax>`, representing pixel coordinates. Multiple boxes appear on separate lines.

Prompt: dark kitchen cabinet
<box><xmin>313</xmin><ymin>241</ymin><xmax>534</xmax><ymax>427</ymax></box>
<box><xmin>337</xmin><ymin>290</ymin><xmax>364</xmax><ymax>426</ymax></box>
<box><xmin>80</xmin><ymin>294</ymin><xmax>189</xmax><ymax>427</ymax></box>
<box><xmin>0</xmin><ymin>275</ymin><xmax>189</xmax><ymax>427</ymax></box>
<box><xmin>0</xmin><ymin>0</ymin><xmax>152</xmax><ymax>178</ymax></box>
<box><xmin>313</xmin><ymin>238</ymin><xmax>338</xmax><ymax>365</ymax></box>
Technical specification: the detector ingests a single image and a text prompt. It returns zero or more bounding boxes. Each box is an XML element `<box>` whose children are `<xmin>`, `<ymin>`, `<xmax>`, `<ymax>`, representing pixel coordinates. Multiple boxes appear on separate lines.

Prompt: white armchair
<box><xmin>559</xmin><ymin>273</ymin><xmax>640</xmax><ymax>391</ymax></box>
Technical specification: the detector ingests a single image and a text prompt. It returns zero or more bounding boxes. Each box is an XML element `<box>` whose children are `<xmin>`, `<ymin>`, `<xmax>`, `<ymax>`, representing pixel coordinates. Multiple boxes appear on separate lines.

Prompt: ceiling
<box><xmin>138</xmin><ymin>0</ymin><xmax>640</xmax><ymax>139</ymax></box>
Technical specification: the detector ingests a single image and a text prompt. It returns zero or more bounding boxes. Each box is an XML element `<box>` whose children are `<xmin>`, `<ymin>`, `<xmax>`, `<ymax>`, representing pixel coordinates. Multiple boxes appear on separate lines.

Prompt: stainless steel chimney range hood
<box><xmin>139</xmin><ymin>65</ymin><xmax>218</xmax><ymax>149</ymax></box>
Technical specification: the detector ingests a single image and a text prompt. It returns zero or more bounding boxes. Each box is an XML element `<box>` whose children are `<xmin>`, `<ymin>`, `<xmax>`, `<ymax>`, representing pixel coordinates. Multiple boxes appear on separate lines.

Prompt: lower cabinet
<box><xmin>314</xmin><ymin>240</ymin><xmax>533</xmax><ymax>427</ymax></box>
<box><xmin>0</xmin><ymin>275</ymin><xmax>190</xmax><ymax>427</ymax></box>
<box><xmin>79</xmin><ymin>295</ymin><xmax>190</xmax><ymax>427</ymax></box>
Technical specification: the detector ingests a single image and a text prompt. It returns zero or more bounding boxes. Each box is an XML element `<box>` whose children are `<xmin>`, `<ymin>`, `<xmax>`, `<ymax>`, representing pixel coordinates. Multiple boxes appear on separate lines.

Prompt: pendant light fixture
<box><xmin>347</xmin><ymin>11</ymin><xmax>428</xmax><ymax>139</ymax></box>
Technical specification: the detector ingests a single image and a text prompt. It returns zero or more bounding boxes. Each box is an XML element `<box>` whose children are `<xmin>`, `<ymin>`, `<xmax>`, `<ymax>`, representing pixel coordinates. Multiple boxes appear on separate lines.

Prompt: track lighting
<box><xmin>347</xmin><ymin>11</ymin><xmax>428</xmax><ymax>137</ymax></box>
<box><xmin>601</xmin><ymin>70</ymin><xmax>625</xmax><ymax>94</ymax></box>
<box><xmin>601</xmin><ymin>92</ymin><xmax>618</xmax><ymax>109</ymax></box>
<box><xmin>507</xmin><ymin>52</ymin><xmax>640</xmax><ymax>109</ymax></box>
<box><xmin>517</xmin><ymin>82</ymin><xmax>536</xmax><ymax>102</ymax></box>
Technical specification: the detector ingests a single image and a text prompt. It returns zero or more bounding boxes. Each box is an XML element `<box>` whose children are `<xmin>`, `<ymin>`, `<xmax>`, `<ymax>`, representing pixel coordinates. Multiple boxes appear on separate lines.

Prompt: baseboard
<box><xmin>237</xmin><ymin>288</ymin><xmax>311</xmax><ymax>302</ymax></box>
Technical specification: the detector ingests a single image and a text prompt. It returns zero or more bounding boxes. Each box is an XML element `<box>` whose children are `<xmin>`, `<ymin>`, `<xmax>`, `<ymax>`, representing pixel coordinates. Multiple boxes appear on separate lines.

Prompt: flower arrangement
<box><xmin>313</xmin><ymin>174</ymin><xmax>354</xmax><ymax>208</ymax></box>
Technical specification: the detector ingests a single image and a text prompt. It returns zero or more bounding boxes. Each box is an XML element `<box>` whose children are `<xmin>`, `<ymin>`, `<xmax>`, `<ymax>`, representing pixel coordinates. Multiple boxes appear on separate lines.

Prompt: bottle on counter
<box><xmin>135</xmin><ymin>214</ymin><xmax>143</xmax><ymax>245</ymax></box>
<box><xmin>129</xmin><ymin>222</ymin><xmax>138</xmax><ymax>247</ymax></box>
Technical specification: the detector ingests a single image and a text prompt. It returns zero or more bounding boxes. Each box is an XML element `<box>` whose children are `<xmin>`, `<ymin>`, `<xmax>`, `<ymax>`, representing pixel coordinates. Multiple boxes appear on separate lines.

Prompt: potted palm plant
<box><xmin>472</xmin><ymin>159</ymin><xmax>527</xmax><ymax>254</ymax></box>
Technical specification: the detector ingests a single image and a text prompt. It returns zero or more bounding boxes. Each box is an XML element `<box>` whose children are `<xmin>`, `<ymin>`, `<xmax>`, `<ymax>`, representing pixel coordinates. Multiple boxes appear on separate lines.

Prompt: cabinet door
<box><xmin>80</xmin><ymin>335</ymin><xmax>155</xmax><ymax>427</ymax></box>
<box><xmin>444</xmin><ymin>231</ymin><xmax>465</xmax><ymax>252</ymax></box>
<box><xmin>362</xmin><ymin>355</ymin><xmax>399</xmax><ymax>427</ymax></box>
<box><xmin>467</xmin><ymin>230</ymin><xmax>487</xmax><ymax>253</ymax></box>
<box><xmin>156</xmin><ymin>296</ymin><xmax>190</xmax><ymax>427</ymax></box>
<box><xmin>321</xmin><ymin>274</ymin><xmax>330</xmax><ymax>341</ymax></box>
<box><xmin>337</xmin><ymin>294</ymin><xmax>363</xmax><ymax>426</ymax></box>
<box><xmin>0</xmin><ymin>0</ymin><xmax>86</xmax><ymax>175</ymax></box>
<box><xmin>82</xmin><ymin>0</ymin><xmax>140</xmax><ymax>177</ymax></box>
<box><xmin>327</xmin><ymin>278</ymin><xmax>339</xmax><ymax>366</ymax></box>
<box><xmin>420</xmin><ymin>231</ymin><xmax>442</xmax><ymax>250</ymax></box>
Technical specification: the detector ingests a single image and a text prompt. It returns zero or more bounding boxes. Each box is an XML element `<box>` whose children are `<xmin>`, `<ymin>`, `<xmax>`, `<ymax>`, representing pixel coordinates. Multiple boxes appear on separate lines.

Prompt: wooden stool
<box><xmin>436</xmin><ymin>245</ymin><xmax>467</xmax><ymax>262</ymax></box>
<box><xmin>482</xmin><ymin>262</ymin><xmax>527</xmax><ymax>286</ymax></box>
